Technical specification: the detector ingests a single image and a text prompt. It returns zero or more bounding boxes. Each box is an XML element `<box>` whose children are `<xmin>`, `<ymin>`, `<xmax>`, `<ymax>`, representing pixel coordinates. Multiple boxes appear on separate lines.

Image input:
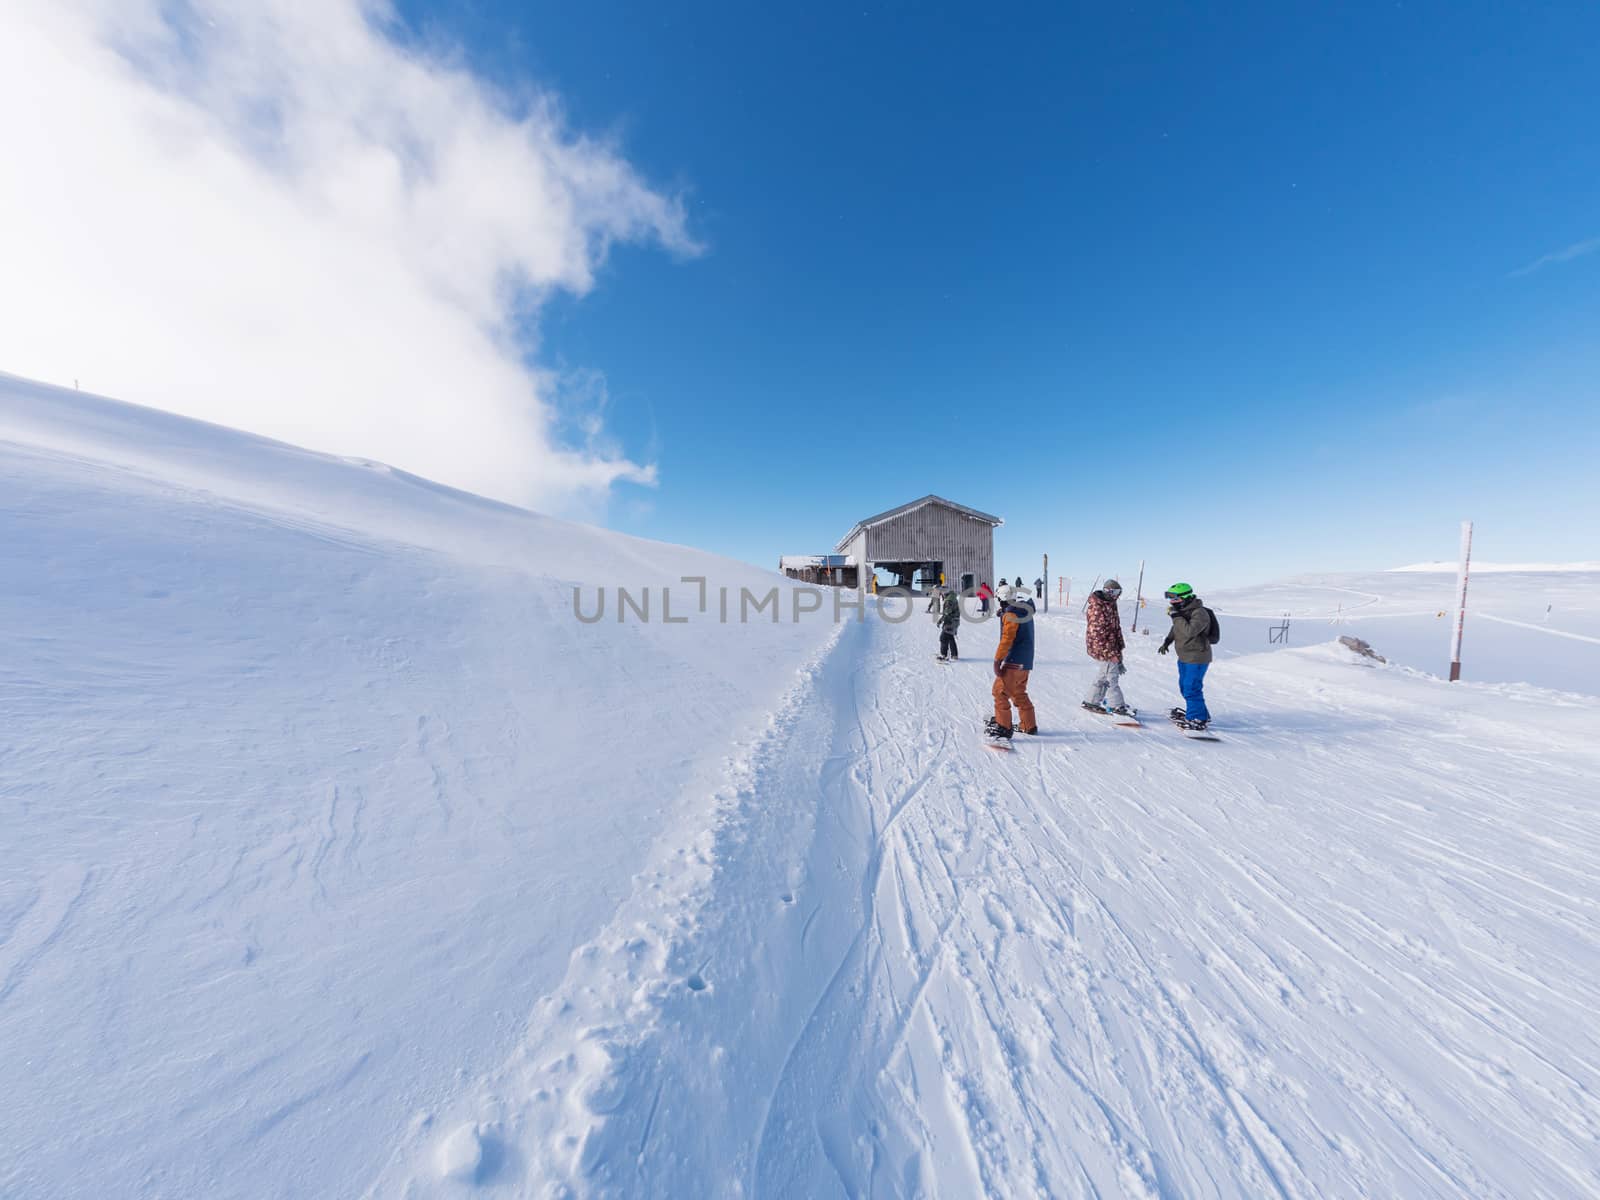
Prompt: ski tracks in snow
<box><xmin>379</xmin><ymin>612</ymin><xmax>1600</xmax><ymax>1199</ymax></box>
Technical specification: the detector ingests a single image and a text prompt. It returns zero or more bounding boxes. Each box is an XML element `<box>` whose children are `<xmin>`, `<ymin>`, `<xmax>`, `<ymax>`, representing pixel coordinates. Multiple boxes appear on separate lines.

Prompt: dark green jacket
<box><xmin>939</xmin><ymin>591</ymin><xmax>961</xmax><ymax>632</ymax></box>
<box><xmin>1160</xmin><ymin>597</ymin><xmax>1215</xmax><ymax>664</ymax></box>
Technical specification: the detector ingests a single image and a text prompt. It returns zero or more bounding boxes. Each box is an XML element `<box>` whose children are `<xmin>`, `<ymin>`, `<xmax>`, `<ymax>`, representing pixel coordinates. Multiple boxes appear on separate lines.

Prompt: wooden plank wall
<box><xmin>865</xmin><ymin>504</ymin><xmax>995</xmax><ymax>591</ymax></box>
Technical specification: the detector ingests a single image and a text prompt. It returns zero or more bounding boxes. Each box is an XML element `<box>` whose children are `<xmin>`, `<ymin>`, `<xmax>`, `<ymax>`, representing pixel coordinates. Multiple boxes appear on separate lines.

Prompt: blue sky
<box><xmin>398</xmin><ymin>0</ymin><xmax>1599</xmax><ymax>586</ymax></box>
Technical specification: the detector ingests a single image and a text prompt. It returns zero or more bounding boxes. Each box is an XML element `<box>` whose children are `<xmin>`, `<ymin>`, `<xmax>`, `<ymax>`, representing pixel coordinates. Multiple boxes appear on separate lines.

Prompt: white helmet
<box><xmin>994</xmin><ymin>583</ymin><xmax>1013</xmax><ymax>603</ymax></box>
<box><xmin>1011</xmin><ymin>586</ymin><xmax>1033</xmax><ymax>603</ymax></box>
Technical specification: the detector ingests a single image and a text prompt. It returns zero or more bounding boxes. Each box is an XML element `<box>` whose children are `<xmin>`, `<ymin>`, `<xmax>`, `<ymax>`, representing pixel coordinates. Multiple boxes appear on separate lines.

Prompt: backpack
<box><xmin>1205</xmin><ymin>607</ymin><xmax>1221</xmax><ymax>645</ymax></box>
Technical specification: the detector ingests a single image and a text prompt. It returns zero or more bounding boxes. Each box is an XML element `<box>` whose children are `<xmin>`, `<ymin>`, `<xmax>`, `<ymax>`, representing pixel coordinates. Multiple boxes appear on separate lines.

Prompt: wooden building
<box><xmin>780</xmin><ymin>495</ymin><xmax>1002</xmax><ymax>595</ymax></box>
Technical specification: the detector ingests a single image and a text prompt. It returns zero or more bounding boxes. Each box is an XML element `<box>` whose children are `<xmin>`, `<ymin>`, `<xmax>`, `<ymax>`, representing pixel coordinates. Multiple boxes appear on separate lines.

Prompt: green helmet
<box><xmin>1164</xmin><ymin>582</ymin><xmax>1194</xmax><ymax>601</ymax></box>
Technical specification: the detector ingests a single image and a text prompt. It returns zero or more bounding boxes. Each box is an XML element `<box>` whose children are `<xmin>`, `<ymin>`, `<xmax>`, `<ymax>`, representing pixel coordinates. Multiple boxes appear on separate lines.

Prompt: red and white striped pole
<box><xmin>1449</xmin><ymin>520</ymin><xmax>1473</xmax><ymax>681</ymax></box>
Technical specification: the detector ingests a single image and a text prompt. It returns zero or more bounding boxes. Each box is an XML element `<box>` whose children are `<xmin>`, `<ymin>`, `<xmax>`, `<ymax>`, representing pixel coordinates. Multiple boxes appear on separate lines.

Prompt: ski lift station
<box><xmin>779</xmin><ymin>494</ymin><xmax>1002</xmax><ymax>595</ymax></box>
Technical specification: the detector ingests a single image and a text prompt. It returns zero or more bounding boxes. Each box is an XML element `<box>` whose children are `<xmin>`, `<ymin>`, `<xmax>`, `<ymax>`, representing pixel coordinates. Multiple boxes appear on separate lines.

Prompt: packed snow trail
<box><xmin>752</xmin><ymin>612</ymin><xmax>1600</xmax><ymax>1198</ymax></box>
<box><xmin>416</xmin><ymin>602</ymin><xmax>1600</xmax><ymax>1198</ymax></box>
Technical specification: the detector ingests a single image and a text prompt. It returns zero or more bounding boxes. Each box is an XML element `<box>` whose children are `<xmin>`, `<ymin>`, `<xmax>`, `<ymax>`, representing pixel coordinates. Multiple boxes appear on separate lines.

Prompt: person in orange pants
<box><xmin>986</xmin><ymin>584</ymin><xmax>1038</xmax><ymax>738</ymax></box>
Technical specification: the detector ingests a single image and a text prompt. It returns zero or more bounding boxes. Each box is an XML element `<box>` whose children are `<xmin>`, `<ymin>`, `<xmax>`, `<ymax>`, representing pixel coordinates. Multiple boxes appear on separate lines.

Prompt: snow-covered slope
<box><xmin>378</xmin><ymin>606</ymin><xmax>1600</xmax><ymax>1199</ymax></box>
<box><xmin>6</xmin><ymin>371</ymin><xmax>1600</xmax><ymax>1199</ymax></box>
<box><xmin>0</xmin><ymin>373</ymin><xmax>837</xmax><ymax>1198</ymax></box>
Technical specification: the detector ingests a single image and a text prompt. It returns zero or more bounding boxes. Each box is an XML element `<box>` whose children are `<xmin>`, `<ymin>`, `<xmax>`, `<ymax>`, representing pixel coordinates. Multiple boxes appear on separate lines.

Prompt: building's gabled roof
<box><xmin>834</xmin><ymin>494</ymin><xmax>1003</xmax><ymax>553</ymax></box>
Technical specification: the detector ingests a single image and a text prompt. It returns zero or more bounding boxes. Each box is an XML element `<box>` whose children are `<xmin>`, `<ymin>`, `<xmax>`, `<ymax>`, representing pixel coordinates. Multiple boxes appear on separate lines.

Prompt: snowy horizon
<box><xmin>3</xmin><ymin>2</ymin><xmax>1597</xmax><ymax>583</ymax></box>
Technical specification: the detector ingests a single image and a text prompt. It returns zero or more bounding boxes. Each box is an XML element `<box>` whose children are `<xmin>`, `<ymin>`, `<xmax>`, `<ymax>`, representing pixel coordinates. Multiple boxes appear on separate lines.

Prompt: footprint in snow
<box><xmin>435</xmin><ymin>1122</ymin><xmax>506</xmax><ymax>1184</ymax></box>
<box><xmin>984</xmin><ymin>894</ymin><xmax>1017</xmax><ymax>934</ymax></box>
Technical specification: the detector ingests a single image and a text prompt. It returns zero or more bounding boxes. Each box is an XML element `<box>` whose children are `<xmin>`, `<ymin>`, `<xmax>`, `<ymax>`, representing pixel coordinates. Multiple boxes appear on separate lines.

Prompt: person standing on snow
<box><xmin>986</xmin><ymin>585</ymin><xmax>1038</xmax><ymax>738</ymax></box>
<box><xmin>977</xmin><ymin>580</ymin><xmax>993</xmax><ymax>615</ymax></box>
<box><xmin>1081</xmin><ymin>578</ymin><xmax>1132</xmax><ymax>715</ymax></box>
<box><xmin>936</xmin><ymin>587</ymin><xmax>961</xmax><ymax>661</ymax></box>
<box><xmin>1157</xmin><ymin>582</ymin><xmax>1220</xmax><ymax>729</ymax></box>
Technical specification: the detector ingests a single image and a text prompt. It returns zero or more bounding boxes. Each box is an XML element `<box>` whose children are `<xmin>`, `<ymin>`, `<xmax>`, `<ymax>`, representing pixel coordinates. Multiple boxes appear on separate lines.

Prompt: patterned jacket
<box><xmin>1084</xmin><ymin>591</ymin><xmax>1125</xmax><ymax>662</ymax></box>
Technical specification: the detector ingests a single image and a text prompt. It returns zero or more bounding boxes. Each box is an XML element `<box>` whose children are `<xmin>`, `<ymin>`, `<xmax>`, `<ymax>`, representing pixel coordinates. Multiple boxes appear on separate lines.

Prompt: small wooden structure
<box><xmin>778</xmin><ymin>554</ymin><xmax>857</xmax><ymax>588</ymax></box>
<box><xmin>781</xmin><ymin>494</ymin><xmax>1001</xmax><ymax>595</ymax></box>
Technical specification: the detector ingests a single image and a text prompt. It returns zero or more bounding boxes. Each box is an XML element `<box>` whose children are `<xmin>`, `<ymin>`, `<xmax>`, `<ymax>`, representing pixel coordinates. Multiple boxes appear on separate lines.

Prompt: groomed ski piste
<box><xmin>4</xmin><ymin>372</ymin><xmax>1599</xmax><ymax>1199</ymax></box>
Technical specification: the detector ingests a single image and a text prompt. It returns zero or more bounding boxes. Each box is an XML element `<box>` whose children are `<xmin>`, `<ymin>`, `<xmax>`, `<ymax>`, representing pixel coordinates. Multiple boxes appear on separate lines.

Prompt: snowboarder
<box><xmin>1157</xmin><ymin>582</ymin><xmax>1220</xmax><ymax>730</ymax></box>
<box><xmin>977</xmin><ymin>581</ymin><xmax>993</xmax><ymax>614</ymax></box>
<box><xmin>936</xmin><ymin>587</ymin><xmax>961</xmax><ymax>660</ymax></box>
<box><xmin>986</xmin><ymin>584</ymin><xmax>1038</xmax><ymax>738</ymax></box>
<box><xmin>1081</xmin><ymin>578</ymin><xmax>1131</xmax><ymax>715</ymax></box>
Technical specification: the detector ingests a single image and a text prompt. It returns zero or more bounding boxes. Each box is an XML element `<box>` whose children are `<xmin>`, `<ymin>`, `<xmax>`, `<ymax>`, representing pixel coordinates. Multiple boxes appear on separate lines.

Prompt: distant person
<box><xmin>1157</xmin><ymin>582</ymin><xmax>1221</xmax><ymax>729</ymax></box>
<box><xmin>977</xmin><ymin>580</ymin><xmax>993</xmax><ymax>614</ymax></box>
<box><xmin>1034</xmin><ymin>576</ymin><xmax>1044</xmax><ymax>601</ymax></box>
<box><xmin>1081</xmin><ymin>579</ymin><xmax>1131</xmax><ymax>715</ymax></box>
<box><xmin>937</xmin><ymin>587</ymin><xmax>961</xmax><ymax>661</ymax></box>
<box><xmin>986</xmin><ymin>585</ymin><xmax>1038</xmax><ymax>738</ymax></box>
<box><xmin>926</xmin><ymin>586</ymin><xmax>940</xmax><ymax>614</ymax></box>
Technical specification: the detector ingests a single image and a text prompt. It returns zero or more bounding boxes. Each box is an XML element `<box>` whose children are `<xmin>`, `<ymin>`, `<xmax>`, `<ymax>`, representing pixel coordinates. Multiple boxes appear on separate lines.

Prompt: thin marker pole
<box><xmin>1449</xmin><ymin>520</ymin><xmax>1473</xmax><ymax>681</ymax></box>
<box><xmin>1130</xmin><ymin>559</ymin><xmax>1145</xmax><ymax>634</ymax></box>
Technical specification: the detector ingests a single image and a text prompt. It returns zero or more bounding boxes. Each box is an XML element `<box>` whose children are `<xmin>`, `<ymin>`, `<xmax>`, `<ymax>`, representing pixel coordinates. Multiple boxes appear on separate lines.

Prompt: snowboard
<box><xmin>982</xmin><ymin>720</ymin><xmax>1015</xmax><ymax>751</ymax></box>
<box><xmin>1168</xmin><ymin>709</ymin><xmax>1220</xmax><ymax>741</ymax></box>
<box><xmin>1081</xmin><ymin>701</ymin><xmax>1141</xmax><ymax>728</ymax></box>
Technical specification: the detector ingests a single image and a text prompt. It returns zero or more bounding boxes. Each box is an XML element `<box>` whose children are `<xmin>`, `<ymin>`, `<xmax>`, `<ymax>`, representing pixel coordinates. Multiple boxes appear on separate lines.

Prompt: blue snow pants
<box><xmin>1178</xmin><ymin>661</ymin><xmax>1211</xmax><ymax>723</ymax></box>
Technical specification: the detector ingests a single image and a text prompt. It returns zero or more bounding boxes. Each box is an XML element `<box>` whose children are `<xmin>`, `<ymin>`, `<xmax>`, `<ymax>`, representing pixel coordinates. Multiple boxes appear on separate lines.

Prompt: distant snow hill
<box><xmin>1391</xmin><ymin>559</ymin><xmax>1600</xmax><ymax>573</ymax></box>
<box><xmin>5</xmin><ymin>371</ymin><xmax>1600</xmax><ymax>1200</ymax></box>
<box><xmin>1205</xmin><ymin>566</ymin><xmax>1600</xmax><ymax>696</ymax></box>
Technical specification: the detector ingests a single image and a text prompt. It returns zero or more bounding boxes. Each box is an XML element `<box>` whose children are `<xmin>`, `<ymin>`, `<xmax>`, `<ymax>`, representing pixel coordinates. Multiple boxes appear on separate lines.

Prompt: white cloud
<box><xmin>0</xmin><ymin>0</ymin><xmax>694</xmax><ymax>514</ymax></box>
<box><xmin>1509</xmin><ymin>234</ymin><xmax>1600</xmax><ymax>278</ymax></box>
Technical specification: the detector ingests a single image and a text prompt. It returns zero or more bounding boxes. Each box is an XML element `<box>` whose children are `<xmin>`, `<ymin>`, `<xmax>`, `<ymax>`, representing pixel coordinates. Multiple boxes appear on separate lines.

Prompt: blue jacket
<box><xmin>995</xmin><ymin>602</ymin><xmax>1036</xmax><ymax>670</ymax></box>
